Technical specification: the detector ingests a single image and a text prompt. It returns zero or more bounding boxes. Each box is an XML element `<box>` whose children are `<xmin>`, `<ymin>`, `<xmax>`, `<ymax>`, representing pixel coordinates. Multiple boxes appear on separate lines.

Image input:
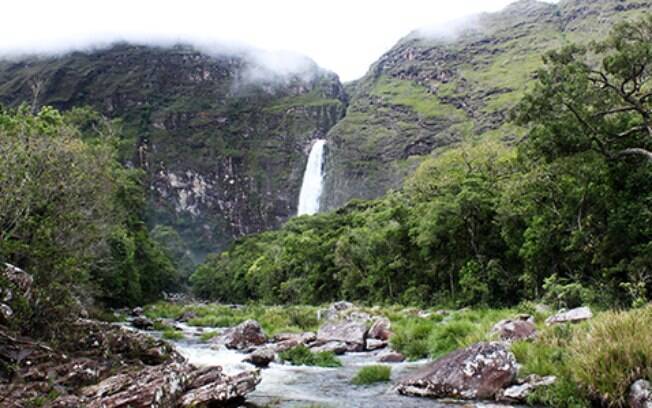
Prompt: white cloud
<box><xmin>0</xmin><ymin>0</ymin><xmax>558</xmax><ymax>81</ymax></box>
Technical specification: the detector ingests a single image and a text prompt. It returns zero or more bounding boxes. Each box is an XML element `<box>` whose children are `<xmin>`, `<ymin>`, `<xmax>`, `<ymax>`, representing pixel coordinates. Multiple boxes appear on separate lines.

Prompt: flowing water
<box><xmin>134</xmin><ymin>321</ymin><xmax>519</xmax><ymax>408</ymax></box>
<box><xmin>297</xmin><ymin>139</ymin><xmax>326</xmax><ymax>216</ymax></box>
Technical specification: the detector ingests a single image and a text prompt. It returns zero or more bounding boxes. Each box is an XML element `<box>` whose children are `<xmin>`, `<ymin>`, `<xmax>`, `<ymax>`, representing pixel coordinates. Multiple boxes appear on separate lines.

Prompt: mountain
<box><xmin>0</xmin><ymin>0</ymin><xmax>648</xmax><ymax>257</ymax></box>
<box><xmin>0</xmin><ymin>44</ymin><xmax>347</xmax><ymax>257</ymax></box>
<box><xmin>321</xmin><ymin>0</ymin><xmax>651</xmax><ymax>210</ymax></box>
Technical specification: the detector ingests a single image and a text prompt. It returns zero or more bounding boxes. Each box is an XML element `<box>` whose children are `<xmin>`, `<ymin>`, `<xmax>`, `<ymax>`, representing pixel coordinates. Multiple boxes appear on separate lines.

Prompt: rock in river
<box><xmin>315</xmin><ymin>319</ymin><xmax>367</xmax><ymax>352</ymax></box>
<box><xmin>213</xmin><ymin>319</ymin><xmax>267</xmax><ymax>351</ymax></box>
<box><xmin>396</xmin><ymin>342</ymin><xmax>517</xmax><ymax>400</ymax></box>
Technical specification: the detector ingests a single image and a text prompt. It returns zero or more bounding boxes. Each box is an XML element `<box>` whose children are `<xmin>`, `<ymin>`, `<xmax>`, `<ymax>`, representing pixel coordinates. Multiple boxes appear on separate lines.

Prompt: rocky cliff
<box><xmin>0</xmin><ymin>44</ymin><xmax>347</xmax><ymax>256</ymax></box>
<box><xmin>321</xmin><ymin>0</ymin><xmax>651</xmax><ymax>209</ymax></box>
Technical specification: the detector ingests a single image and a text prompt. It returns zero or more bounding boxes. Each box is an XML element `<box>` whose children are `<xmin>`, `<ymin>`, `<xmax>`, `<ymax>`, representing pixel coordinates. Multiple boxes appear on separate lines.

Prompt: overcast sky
<box><xmin>1</xmin><ymin>0</ymin><xmax>546</xmax><ymax>81</ymax></box>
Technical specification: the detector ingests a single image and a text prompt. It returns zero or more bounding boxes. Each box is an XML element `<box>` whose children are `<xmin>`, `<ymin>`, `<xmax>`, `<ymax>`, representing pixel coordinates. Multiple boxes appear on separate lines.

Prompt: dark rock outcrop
<box><xmin>377</xmin><ymin>350</ymin><xmax>406</xmax><ymax>363</ymax></box>
<box><xmin>244</xmin><ymin>347</ymin><xmax>276</xmax><ymax>368</ymax></box>
<box><xmin>396</xmin><ymin>342</ymin><xmax>517</xmax><ymax>400</ymax></box>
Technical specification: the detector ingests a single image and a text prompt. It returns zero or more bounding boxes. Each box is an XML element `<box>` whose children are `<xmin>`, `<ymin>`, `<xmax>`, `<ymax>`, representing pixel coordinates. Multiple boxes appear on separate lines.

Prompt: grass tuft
<box><xmin>352</xmin><ymin>365</ymin><xmax>392</xmax><ymax>385</ymax></box>
<box><xmin>278</xmin><ymin>345</ymin><xmax>342</xmax><ymax>368</ymax></box>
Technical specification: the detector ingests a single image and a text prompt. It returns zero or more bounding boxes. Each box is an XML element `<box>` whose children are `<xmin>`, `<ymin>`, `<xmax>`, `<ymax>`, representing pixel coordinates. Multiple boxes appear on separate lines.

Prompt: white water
<box><xmin>297</xmin><ymin>139</ymin><xmax>326</xmax><ymax>216</ymax></box>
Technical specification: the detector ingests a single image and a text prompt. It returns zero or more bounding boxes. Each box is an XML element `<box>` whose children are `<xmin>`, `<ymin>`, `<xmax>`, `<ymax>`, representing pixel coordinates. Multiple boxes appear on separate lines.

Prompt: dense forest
<box><xmin>191</xmin><ymin>16</ymin><xmax>652</xmax><ymax>309</ymax></box>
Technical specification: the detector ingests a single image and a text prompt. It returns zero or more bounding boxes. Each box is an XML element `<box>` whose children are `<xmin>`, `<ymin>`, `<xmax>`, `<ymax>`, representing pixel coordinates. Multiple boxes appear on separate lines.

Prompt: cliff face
<box><xmin>321</xmin><ymin>0</ymin><xmax>651</xmax><ymax>210</ymax></box>
<box><xmin>0</xmin><ymin>44</ymin><xmax>347</xmax><ymax>256</ymax></box>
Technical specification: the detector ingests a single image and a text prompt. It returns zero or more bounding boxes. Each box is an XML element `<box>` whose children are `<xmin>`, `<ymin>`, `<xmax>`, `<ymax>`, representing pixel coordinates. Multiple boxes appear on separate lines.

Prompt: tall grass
<box><xmin>352</xmin><ymin>365</ymin><xmax>392</xmax><ymax>385</ymax></box>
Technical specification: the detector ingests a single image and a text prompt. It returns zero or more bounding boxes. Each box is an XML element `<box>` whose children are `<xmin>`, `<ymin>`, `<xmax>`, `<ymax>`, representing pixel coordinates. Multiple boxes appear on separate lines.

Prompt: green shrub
<box><xmin>279</xmin><ymin>345</ymin><xmax>342</xmax><ymax>368</ymax></box>
<box><xmin>390</xmin><ymin>318</ymin><xmax>433</xmax><ymax>360</ymax></box>
<box><xmin>568</xmin><ymin>306</ymin><xmax>652</xmax><ymax>406</ymax></box>
<box><xmin>162</xmin><ymin>328</ymin><xmax>184</xmax><ymax>341</ymax></box>
<box><xmin>199</xmin><ymin>330</ymin><xmax>219</xmax><ymax>342</ymax></box>
<box><xmin>428</xmin><ymin>320</ymin><xmax>475</xmax><ymax>358</ymax></box>
<box><xmin>352</xmin><ymin>365</ymin><xmax>392</xmax><ymax>385</ymax></box>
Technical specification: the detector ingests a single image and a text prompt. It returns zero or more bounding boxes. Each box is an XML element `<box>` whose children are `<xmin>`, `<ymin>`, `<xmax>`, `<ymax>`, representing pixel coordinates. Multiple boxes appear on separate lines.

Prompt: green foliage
<box><xmin>512</xmin><ymin>306</ymin><xmax>652</xmax><ymax>407</ymax></box>
<box><xmin>279</xmin><ymin>345</ymin><xmax>342</xmax><ymax>368</ymax></box>
<box><xmin>0</xmin><ymin>105</ymin><xmax>179</xmax><ymax>336</ymax></box>
<box><xmin>351</xmin><ymin>365</ymin><xmax>391</xmax><ymax>385</ymax></box>
<box><xmin>145</xmin><ymin>302</ymin><xmax>319</xmax><ymax>336</ymax></box>
<box><xmin>162</xmin><ymin>328</ymin><xmax>184</xmax><ymax>341</ymax></box>
<box><xmin>190</xmin><ymin>15</ymin><xmax>652</xmax><ymax>313</ymax></box>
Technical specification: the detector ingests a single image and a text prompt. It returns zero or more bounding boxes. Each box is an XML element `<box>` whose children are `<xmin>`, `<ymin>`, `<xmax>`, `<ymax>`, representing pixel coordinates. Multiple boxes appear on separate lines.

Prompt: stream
<box><xmin>129</xmin><ymin>321</ymin><xmax>519</xmax><ymax>408</ymax></box>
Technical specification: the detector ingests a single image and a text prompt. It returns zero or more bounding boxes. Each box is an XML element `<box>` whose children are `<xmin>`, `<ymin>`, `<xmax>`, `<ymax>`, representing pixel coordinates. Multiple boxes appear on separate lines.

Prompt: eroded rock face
<box><xmin>213</xmin><ymin>320</ymin><xmax>267</xmax><ymax>351</ymax></box>
<box><xmin>310</xmin><ymin>341</ymin><xmax>348</xmax><ymax>355</ymax></box>
<box><xmin>179</xmin><ymin>366</ymin><xmax>261</xmax><ymax>407</ymax></box>
<box><xmin>491</xmin><ymin>315</ymin><xmax>536</xmax><ymax>342</ymax></box>
<box><xmin>396</xmin><ymin>342</ymin><xmax>517</xmax><ymax>400</ymax></box>
<box><xmin>629</xmin><ymin>379</ymin><xmax>652</xmax><ymax>408</ymax></box>
<box><xmin>80</xmin><ymin>361</ymin><xmax>191</xmax><ymax>408</ymax></box>
<box><xmin>545</xmin><ymin>307</ymin><xmax>593</xmax><ymax>325</ymax></box>
<box><xmin>315</xmin><ymin>319</ymin><xmax>367</xmax><ymax>352</ymax></box>
<box><xmin>131</xmin><ymin>316</ymin><xmax>155</xmax><ymax>330</ymax></box>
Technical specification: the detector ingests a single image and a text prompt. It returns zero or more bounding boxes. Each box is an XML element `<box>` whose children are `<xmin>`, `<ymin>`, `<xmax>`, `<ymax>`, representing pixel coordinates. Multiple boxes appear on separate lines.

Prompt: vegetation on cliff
<box><xmin>192</xmin><ymin>15</ymin><xmax>652</xmax><ymax>310</ymax></box>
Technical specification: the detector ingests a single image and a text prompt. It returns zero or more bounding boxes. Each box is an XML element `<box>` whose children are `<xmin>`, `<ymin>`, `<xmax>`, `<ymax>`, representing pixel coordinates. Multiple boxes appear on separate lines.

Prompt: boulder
<box><xmin>310</xmin><ymin>341</ymin><xmax>348</xmax><ymax>355</ymax></box>
<box><xmin>377</xmin><ymin>351</ymin><xmax>405</xmax><ymax>363</ymax></box>
<box><xmin>244</xmin><ymin>347</ymin><xmax>276</xmax><ymax>368</ymax></box>
<box><xmin>497</xmin><ymin>375</ymin><xmax>556</xmax><ymax>402</ymax></box>
<box><xmin>491</xmin><ymin>315</ymin><xmax>537</xmax><ymax>342</ymax></box>
<box><xmin>213</xmin><ymin>320</ymin><xmax>267</xmax><ymax>351</ymax></box>
<box><xmin>272</xmin><ymin>332</ymin><xmax>316</xmax><ymax>353</ymax></box>
<box><xmin>396</xmin><ymin>342</ymin><xmax>517</xmax><ymax>400</ymax></box>
<box><xmin>365</xmin><ymin>339</ymin><xmax>388</xmax><ymax>351</ymax></box>
<box><xmin>131</xmin><ymin>316</ymin><xmax>154</xmax><ymax>330</ymax></box>
<box><xmin>315</xmin><ymin>319</ymin><xmax>367</xmax><ymax>352</ymax></box>
<box><xmin>629</xmin><ymin>379</ymin><xmax>652</xmax><ymax>408</ymax></box>
<box><xmin>545</xmin><ymin>307</ymin><xmax>593</xmax><ymax>325</ymax></box>
<box><xmin>368</xmin><ymin>317</ymin><xmax>392</xmax><ymax>341</ymax></box>
<box><xmin>80</xmin><ymin>361</ymin><xmax>191</xmax><ymax>408</ymax></box>
<box><xmin>179</xmin><ymin>368</ymin><xmax>261</xmax><ymax>407</ymax></box>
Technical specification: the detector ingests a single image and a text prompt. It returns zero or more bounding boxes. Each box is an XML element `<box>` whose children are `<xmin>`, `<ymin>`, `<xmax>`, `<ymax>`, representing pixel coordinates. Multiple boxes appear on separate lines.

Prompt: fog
<box><xmin>0</xmin><ymin>0</ymin><xmax>559</xmax><ymax>81</ymax></box>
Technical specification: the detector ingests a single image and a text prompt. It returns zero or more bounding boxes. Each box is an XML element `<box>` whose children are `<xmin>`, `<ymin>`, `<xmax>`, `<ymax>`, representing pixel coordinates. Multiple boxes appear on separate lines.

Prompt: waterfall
<box><xmin>297</xmin><ymin>139</ymin><xmax>326</xmax><ymax>216</ymax></box>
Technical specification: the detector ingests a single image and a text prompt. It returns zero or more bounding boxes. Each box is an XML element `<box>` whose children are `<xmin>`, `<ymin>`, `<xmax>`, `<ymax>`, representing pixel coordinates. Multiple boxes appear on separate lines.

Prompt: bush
<box><xmin>428</xmin><ymin>320</ymin><xmax>475</xmax><ymax>358</ymax></box>
<box><xmin>352</xmin><ymin>365</ymin><xmax>391</xmax><ymax>385</ymax></box>
<box><xmin>568</xmin><ymin>306</ymin><xmax>652</xmax><ymax>406</ymax></box>
<box><xmin>199</xmin><ymin>330</ymin><xmax>219</xmax><ymax>342</ymax></box>
<box><xmin>162</xmin><ymin>328</ymin><xmax>184</xmax><ymax>341</ymax></box>
<box><xmin>279</xmin><ymin>345</ymin><xmax>342</xmax><ymax>368</ymax></box>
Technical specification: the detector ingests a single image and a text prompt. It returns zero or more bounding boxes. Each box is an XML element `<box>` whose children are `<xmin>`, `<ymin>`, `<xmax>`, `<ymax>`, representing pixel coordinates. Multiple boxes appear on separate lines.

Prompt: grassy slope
<box><xmin>322</xmin><ymin>0</ymin><xmax>651</xmax><ymax>210</ymax></box>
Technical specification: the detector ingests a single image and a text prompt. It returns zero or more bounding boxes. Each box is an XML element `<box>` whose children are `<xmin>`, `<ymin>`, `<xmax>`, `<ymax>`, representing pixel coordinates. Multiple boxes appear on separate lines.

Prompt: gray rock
<box><xmin>377</xmin><ymin>351</ymin><xmax>406</xmax><ymax>363</ymax></box>
<box><xmin>497</xmin><ymin>375</ymin><xmax>556</xmax><ymax>402</ymax></box>
<box><xmin>316</xmin><ymin>319</ymin><xmax>367</xmax><ymax>352</ymax></box>
<box><xmin>396</xmin><ymin>342</ymin><xmax>517</xmax><ymax>400</ymax></box>
<box><xmin>244</xmin><ymin>347</ymin><xmax>276</xmax><ymax>368</ymax></box>
<box><xmin>368</xmin><ymin>317</ymin><xmax>392</xmax><ymax>341</ymax></box>
<box><xmin>629</xmin><ymin>379</ymin><xmax>652</xmax><ymax>408</ymax></box>
<box><xmin>491</xmin><ymin>315</ymin><xmax>537</xmax><ymax>342</ymax></box>
<box><xmin>213</xmin><ymin>320</ymin><xmax>267</xmax><ymax>351</ymax></box>
<box><xmin>365</xmin><ymin>338</ymin><xmax>388</xmax><ymax>351</ymax></box>
<box><xmin>310</xmin><ymin>341</ymin><xmax>348</xmax><ymax>355</ymax></box>
<box><xmin>545</xmin><ymin>307</ymin><xmax>593</xmax><ymax>325</ymax></box>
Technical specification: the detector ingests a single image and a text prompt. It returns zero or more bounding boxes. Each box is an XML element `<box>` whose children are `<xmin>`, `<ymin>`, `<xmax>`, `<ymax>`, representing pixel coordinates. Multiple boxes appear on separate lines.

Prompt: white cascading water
<box><xmin>297</xmin><ymin>139</ymin><xmax>326</xmax><ymax>216</ymax></box>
